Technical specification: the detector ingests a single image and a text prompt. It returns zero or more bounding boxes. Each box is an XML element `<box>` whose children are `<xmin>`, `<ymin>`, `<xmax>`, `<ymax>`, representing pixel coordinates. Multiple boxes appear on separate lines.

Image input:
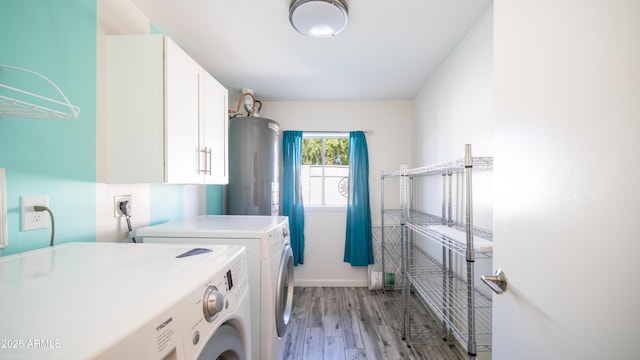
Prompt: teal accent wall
<box><xmin>0</xmin><ymin>2</ymin><xmax>225</xmax><ymax>256</ymax></box>
<box><xmin>0</xmin><ymin>0</ymin><xmax>97</xmax><ymax>255</ymax></box>
<box><xmin>206</xmin><ymin>185</ymin><xmax>224</xmax><ymax>214</ymax></box>
<box><xmin>150</xmin><ymin>22</ymin><xmax>163</xmax><ymax>35</ymax></box>
<box><xmin>149</xmin><ymin>184</ymin><xmax>184</xmax><ymax>226</ymax></box>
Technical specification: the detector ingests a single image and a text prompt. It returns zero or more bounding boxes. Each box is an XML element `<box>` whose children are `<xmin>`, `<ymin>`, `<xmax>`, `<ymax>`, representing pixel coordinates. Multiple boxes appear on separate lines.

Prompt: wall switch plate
<box><xmin>0</xmin><ymin>169</ymin><xmax>7</xmax><ymax>248</ymax></box>
<box><xmin>21</xmin><ymin>196</ymin><xmax>49</xmax><ymax>231</ymax></box>
<box><xmin>114</xmin><ymin>195</ymin><xmax>132</xmax><ymax>218</ymax></box>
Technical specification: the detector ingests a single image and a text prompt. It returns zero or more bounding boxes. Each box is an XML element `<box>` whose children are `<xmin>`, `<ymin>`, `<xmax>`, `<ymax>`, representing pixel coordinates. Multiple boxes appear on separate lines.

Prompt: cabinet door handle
<box><xmin>481</xmin><ymin>268</ymin><xmax>507</xmax><ymax>294</ymax></box>
<box><xmin>199</xmin><ymin>147</ymin><xmax>208</xmax><ymax>174</ymax></box>
<box><xmin>207</xmin><ymin>147</ymin><xmax>212</xmax><ymax>175</ymax></box>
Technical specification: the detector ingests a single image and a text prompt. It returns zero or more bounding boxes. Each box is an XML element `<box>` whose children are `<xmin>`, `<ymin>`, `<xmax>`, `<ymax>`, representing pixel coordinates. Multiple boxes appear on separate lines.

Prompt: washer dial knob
<box><xmin>203</xmin><ymin>286</ymin><xmax>224</xmax><ymax>321</ymax></box>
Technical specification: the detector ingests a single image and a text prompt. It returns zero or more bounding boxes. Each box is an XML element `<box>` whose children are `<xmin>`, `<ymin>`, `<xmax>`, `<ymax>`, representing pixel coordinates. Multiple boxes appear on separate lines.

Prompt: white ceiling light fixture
<box><xmin>289</xmin><ymin>0</ymin><xmax>349</xmax><ymax>38</ymax></box>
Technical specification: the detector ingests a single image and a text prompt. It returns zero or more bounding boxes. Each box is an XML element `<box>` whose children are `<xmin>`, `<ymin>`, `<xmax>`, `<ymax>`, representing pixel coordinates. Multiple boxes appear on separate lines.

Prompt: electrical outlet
<box><xmin>114</xmin><ymin>195</ymin><xmax>132</xmax><ymax>218</ymax></box>
<box><xmin>21</xmin><ymin>196</ymin><xmax>49</xmax><ymax>231</ymax></box>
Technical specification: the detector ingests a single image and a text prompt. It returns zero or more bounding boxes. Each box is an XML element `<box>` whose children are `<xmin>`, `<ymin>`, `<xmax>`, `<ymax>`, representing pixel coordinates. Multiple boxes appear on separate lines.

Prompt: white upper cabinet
<box><xmin>201</xmin><ymin>71</ymin><xmax>228</xmax><ymax>184</ymax></box>
<box><xmin>106</xmin><ymin>34</ymin><xmax>228</xmax><ymax>184</ymax></box>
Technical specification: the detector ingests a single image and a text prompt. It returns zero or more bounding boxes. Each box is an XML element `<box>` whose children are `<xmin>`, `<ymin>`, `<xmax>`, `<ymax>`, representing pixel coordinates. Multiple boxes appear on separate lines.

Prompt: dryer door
<box><xmin>197</xmin><ymin>323</ymin><xmax>246</xmax><ymax>360</ymax></box>
<box><xmin>275</xmin><ymin>244</ymin><xmax>294</xmax><ymax>338</ymax></box>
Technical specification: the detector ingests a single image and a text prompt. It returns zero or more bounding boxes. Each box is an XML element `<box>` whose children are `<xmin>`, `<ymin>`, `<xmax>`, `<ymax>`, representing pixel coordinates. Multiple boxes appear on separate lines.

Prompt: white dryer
<box><xmin>0</xmin><ymin>242</ymin><xmax>251</xmax><ymax>359</ymax></box>
<box><xmin>137</xmin><ymin>215</ymin><xmax>295</xmax><ymax>360</ymax></box>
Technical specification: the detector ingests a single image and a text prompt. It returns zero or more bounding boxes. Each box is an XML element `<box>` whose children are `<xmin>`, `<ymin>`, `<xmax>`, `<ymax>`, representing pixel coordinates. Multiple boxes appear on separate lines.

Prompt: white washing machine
<box><xmin>137</xmin><ymin>215</ymin><xmax>294</xmax><ymax>360</ymax></box>
<box><xmin>0</xmin><ymin>242</ymin><xmax>251</xmax><ymax>359</ymax></box>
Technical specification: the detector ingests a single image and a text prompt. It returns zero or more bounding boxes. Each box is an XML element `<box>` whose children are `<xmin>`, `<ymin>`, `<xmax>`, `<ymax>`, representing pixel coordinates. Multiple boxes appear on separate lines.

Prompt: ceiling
<box><xmin>130</xmin><ymin>0</ymin><xmax>492</xmax><ymax>102</ymax></box>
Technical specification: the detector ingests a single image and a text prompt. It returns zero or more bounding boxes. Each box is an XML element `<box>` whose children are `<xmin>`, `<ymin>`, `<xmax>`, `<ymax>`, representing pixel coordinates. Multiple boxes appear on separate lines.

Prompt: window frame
<box><xmin>302</xmin><ymin>131</ymin><xmax>349</xmax><ymax>207</ymax></box>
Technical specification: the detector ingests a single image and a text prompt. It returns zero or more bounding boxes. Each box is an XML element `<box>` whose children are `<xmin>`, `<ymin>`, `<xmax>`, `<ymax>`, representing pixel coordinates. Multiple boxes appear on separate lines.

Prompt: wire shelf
<box><xmin>407</xmin><ymin>247</ymin><xmax>492</xmax><ymax>352</ymax></box>
<box><xmin>383</xmin><ymin>210</ymin><xmax>493</xmax><ymax>259</ymax></box>
<box><xmin>0</xmin><ymin>64</ymin><xmax>80</xmax><ymax>119</ymax></box>
<box><xmin>381</xmin><ymin>171</ymin><xmax>403</xmax><ymax>178</ymax></box>
<box><xmin>382</xmin><ymin>209</ymin><xmax>404</xmax><ymax>223</ymax></box>
<box><xmin>381</xmin><ymin>157</ymin><xmax>493</xmax><ymax>179</ymax></box>
<box><xmin>406</xmin><ymin>157</ymin><xmax>493</xmax><ymax>177</ymax></box>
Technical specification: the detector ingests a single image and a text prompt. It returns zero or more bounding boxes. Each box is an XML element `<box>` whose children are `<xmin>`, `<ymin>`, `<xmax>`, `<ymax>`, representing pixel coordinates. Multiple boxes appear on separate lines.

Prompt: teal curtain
<box><xmin>344</xmin><ymin>131</ymin><xmax>374</xmax><ymax>266</ymax></box>
<box><xmin>282</xmin><ymin>131</ymin><xmax>305</xmax><ymax>265</ymax></box>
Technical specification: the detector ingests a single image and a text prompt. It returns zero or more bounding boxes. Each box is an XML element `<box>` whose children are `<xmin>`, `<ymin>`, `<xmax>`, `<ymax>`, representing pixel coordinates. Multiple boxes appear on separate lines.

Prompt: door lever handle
<box><xmin>481</xmin><ymin>269</ymin><xmax>507</xmax><ymax>294</ymax></box>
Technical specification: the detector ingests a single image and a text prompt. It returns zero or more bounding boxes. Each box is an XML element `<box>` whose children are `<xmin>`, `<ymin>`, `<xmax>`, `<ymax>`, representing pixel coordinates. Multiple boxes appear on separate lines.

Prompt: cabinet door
<box><xmin>201</xmin><ymin>72</ymin><xmax>229</xmax><ymax>184</ymax></box>
<box><xmin>164</xmin><ymin>37</ymin><xmax>202</xmax><ymax>184</ymax></box>
<box><xmin>106</xmin><ymin>35</ymin><xmax>166</xmax><ymax>184</ymax></box>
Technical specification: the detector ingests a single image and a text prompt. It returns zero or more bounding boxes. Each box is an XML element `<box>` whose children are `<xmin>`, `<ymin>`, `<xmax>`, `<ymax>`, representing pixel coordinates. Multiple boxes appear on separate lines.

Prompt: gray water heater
<box><xmin>227</xmin><ymin>116</ymin><xmax>281</xmax><ymax>215</ymax></box>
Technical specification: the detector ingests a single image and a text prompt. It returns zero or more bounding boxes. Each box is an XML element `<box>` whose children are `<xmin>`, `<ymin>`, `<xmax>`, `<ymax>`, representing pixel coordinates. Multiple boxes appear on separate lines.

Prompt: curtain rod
<box><xmin>301</xmin><ymin>130</ymin><xmax>373</xmax><ymax>136</ymax></box>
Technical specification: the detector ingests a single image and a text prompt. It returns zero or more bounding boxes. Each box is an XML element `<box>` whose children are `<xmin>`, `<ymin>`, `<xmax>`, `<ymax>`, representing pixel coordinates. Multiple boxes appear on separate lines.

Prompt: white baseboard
<box><xmin>294</xmin><ymin>279</ymin><xmax>368</xmax><ymax>287</ymax></box>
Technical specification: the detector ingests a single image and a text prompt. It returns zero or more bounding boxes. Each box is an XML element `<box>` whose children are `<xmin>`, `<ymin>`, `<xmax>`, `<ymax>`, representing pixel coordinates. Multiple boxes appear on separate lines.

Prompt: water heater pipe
<box><xmin>229</xmin><ymin>92</ymin><xmax>256</xmax><ymax>117</ymax></box>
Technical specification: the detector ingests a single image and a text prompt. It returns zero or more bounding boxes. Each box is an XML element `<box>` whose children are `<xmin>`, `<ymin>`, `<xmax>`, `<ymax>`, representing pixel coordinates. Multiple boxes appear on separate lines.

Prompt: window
<box><xmin>301</xmin><ymin>132</ymin><xmax>349</xmax><ymax>206</ymax></box>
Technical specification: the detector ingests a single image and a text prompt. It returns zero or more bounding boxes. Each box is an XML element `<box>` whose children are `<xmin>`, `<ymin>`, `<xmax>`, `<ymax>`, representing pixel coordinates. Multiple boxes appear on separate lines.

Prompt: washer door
<box><xmin>197</xmin><ymin>323</ymin><xmax>245</xmax><ymax>360</ymax></box>
<box><xmin>275</xmin><ymin>244</ymin><xmax>294</xmax><ymax>338</ymax></box>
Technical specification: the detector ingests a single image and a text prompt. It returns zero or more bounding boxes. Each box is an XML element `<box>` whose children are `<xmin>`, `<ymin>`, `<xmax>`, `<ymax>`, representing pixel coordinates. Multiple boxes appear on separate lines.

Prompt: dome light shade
<box><xmin>289</xmin><ymin>0</ymin><xmax>349</xmax><ymax>38</ymax></box>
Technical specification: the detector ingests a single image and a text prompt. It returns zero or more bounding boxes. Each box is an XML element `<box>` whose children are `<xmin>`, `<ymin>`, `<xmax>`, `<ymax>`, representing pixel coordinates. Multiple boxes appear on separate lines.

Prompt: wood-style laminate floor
<box><xmin>283</xmin><ymin>287</ymin><xmax>466</xmax><ymax>360</ymax></box>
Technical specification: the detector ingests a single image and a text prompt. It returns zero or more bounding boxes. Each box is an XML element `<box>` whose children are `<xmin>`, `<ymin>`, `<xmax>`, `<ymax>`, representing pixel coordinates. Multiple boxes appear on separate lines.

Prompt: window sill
<box><xmin>304</xmin><ymin>206</ymin><xmax>347</xmax><ymax>213</ymax></box>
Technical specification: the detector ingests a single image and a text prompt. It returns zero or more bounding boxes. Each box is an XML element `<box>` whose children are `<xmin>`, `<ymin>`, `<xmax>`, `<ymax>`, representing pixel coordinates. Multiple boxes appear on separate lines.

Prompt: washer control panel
<box><xmin>179</xmin><ymin>250</ymin><xmax>249</xmax><ymax>360</ymax></box>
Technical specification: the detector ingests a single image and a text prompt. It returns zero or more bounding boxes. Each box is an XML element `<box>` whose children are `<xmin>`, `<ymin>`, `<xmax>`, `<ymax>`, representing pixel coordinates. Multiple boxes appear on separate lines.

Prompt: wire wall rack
<box><xmin>380</xmin><ymin>144</ymin><xmax>493</xmax><ymax>358</ymax></box>
<box><xmin>0</xmin><ymin>64</ymin><xmax>80</xmax><ymax>119</ymax></box>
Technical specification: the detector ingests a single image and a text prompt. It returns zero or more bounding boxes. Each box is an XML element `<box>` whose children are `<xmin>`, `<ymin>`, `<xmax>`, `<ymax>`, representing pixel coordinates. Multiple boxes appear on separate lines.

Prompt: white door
<box><xmin>493</xmin><ymin>1</ymin><xmax>639</xmax><ymax>359</ymax></box>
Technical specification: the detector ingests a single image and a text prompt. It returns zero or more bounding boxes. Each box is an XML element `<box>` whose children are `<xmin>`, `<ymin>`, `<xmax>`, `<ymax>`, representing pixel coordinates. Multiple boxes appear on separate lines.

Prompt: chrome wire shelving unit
<box><xmin>380</xmin><ymin>144</ymin><xmax>493</xmax><ymax>358</ymax></box>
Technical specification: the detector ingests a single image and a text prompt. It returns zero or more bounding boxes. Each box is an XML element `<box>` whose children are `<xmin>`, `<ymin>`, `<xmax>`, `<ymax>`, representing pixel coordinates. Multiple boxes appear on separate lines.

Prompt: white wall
<box><xmin>413</xmin><ymin>9</ymin><xmax>494</xmax><ymax>167</ymax></box>
<box><xmin>410</xmin><ymin>7</ymin><xmax>494</xmax><ymax>358</ymax></box>
<box><xmin>413</xmin><ymin>7</ymin><xmax>493</xmax><ymax>227</ymax></box>
<box><xmin>412</xmin><ymin>7</ymin><xmax>493</xmax><ymax>241</ymax></box>
<box><xmin>261</xmin><ymin>101</ymin><xmax>412</xmax><ymax>286</ymax></box>
<box><xmin>95</xmin><ymin>0</ymin><xmax>207</xmax><ymax>242</ymax></box>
